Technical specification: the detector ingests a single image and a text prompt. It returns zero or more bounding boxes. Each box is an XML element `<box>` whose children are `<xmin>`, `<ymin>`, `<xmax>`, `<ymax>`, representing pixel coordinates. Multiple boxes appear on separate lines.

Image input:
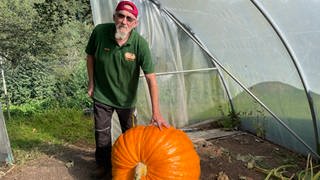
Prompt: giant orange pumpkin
<box><xmin>111</xmin><ymin>125</ymin><xmax>200</xmax><ymax>180</ymax></box>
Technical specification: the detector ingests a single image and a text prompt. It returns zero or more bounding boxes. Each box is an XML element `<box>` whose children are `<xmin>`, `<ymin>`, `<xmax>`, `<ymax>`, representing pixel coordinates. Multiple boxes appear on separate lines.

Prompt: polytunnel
<box><xmin>89</xmin><ymin>0</ymin><xmax>320</xmax><ymax>158</ymax></box>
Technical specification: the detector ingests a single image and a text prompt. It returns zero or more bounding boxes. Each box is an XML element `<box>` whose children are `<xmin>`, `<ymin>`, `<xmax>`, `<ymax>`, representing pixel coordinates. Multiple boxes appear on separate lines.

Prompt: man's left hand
<box><xmin>150</xmin><ymin>114</ymin><xmax>170</xmax><ymax>130</ymax></box>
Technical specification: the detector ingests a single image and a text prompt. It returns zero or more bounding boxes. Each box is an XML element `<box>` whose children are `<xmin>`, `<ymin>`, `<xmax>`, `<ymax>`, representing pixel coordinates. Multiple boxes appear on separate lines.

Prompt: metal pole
<box><xmin>251</xmin><ymin>0</ymin><xmax>320</xmax><ymax>156</ymax></box>
<box><xmin>140</xmin><ymin>67</ymin><xmax>218</xmax><ymax>77</ymax></box>
<box><xmin>0</xmin><ymin>58</ymin><xmax>10</xmax><ymax>120</ymax></box>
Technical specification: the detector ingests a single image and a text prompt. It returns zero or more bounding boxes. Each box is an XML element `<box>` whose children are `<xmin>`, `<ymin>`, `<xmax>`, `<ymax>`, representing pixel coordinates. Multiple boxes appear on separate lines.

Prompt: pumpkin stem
<box><xmin>135</xmin><ymin>162</ymin><xmax>147</xmax><ymax>180</ymax></box>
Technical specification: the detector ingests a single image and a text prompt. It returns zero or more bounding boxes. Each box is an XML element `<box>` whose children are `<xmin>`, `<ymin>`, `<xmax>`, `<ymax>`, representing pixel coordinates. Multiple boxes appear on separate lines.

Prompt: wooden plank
<box><xmin>186</xmin><ymin>129</ymin><xmax>240</xmax><ymax>142</ymax></box>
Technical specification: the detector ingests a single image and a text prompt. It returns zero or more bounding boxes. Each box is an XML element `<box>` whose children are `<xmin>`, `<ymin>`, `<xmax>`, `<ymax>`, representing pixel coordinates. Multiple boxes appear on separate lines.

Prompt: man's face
<box><xmin>113</xmin><ymin>10</ymin><xmax>138</xmax><ymax>40</ymax></box>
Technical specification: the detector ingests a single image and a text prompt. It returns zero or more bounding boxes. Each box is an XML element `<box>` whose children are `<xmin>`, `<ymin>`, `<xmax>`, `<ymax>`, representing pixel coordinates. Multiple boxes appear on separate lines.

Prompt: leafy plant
<box><xmin>34</xmin><ymin>0</ymin><xmax>92</xmax><ymax>33</ymax></box>
<box><xmin>0</xmin><ymin>0</ymin><xmax>93</xmax><ymax>110</ymax></box>
<box><xmin>217</xmin><ymin>108</ymin><xmax>241</xmax><ymax>130</ymax></box>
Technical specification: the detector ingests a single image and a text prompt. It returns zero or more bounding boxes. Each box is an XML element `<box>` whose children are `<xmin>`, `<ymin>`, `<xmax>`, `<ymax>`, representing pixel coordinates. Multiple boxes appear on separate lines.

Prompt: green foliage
<box><xmin>0</xmin><ymin>0</ymin><xmax>94</xmax><ymax>109</ymax></box>
<box><xmin>5</xmin><ymin>60</ymin><xmax>56</xmax><ymax>105</ymax></box>
<box><xmin>34</xmin><ymin>0</ymin><xmax>92</xmax><ymax>32</ymax></box>
<box><xmin>53</xmin><ymin>60</ymin><xmax>92</xmax><ymax>108</ymax></box>
<box><xmin>9</xmin><ymin>101</ymin><xmax>47</xmax><ymax>117</ymax></box>
<box><xmin>217</xmin><ymin>107</ymin><xmax>241</xmax><ymax>130</ymax></box>
<box><xmin>0</xmin><ymin>0</ymin><xmax>47</xmax><ymax>64</ymax></box>
<box><xmin>6</xmin><ymin>108</ymin><xmax>94</xmax><ymax>165</ymax></box>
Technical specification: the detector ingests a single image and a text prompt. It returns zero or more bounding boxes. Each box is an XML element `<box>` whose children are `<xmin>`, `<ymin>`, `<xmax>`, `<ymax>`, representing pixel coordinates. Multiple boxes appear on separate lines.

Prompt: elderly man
<box><xmin>85</xmin><ymin>0</ymin><xmax>170</xmax><ymax>178</ymax></box>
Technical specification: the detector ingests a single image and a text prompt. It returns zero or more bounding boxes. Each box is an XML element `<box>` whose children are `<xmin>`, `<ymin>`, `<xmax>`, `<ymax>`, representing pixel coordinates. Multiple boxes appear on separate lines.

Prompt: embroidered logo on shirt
<box><xmin>104</xmin><ymin>48</ymin><xmax>110</xmax><ymax>52</ymax></box>
<box><xmin>124</xmin><ymin>52</ymin><xmax>136</xmax><ymax>61</ymax></box>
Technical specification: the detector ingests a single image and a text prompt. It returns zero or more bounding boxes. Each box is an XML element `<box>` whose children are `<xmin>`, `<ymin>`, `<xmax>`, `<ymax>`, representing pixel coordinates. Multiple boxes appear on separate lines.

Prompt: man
<box><xmin>85</xmin><ymin>0</ymin><xmax>170</xmax><ymax>178</ymax></box>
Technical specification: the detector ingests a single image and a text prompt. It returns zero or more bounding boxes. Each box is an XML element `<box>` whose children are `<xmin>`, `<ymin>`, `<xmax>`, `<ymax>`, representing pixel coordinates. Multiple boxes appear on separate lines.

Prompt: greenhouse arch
<box><xmin>90</xmin><ymin>0</ymin><xmax>320</xmax><ymax>158</ymax></box>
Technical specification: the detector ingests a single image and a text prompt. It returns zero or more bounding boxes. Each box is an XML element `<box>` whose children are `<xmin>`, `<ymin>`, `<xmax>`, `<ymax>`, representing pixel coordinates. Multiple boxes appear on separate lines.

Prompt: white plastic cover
<box><xmin>89</xmin><ymin>0</ymin><xmax>320</xmax><ymax>157</ymax></box>
<box><xmin>0</xmin><ymin>103</ymin><xmax>14</xmax><ymax>164</ymax></box>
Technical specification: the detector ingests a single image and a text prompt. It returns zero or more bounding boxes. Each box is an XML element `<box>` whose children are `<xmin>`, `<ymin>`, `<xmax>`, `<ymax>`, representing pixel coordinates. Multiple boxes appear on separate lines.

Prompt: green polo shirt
<box><xmin>85</xmin><ymin>23</ymin><xmax>154</xmax><ymax>108</ymax></box>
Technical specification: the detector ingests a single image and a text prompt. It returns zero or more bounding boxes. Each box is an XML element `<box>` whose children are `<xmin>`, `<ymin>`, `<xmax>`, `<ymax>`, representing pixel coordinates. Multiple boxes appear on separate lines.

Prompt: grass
<box><xmin>5</xmin><ymin>108</ymin><xmax>94</xmax><ymax>165</ymax></box>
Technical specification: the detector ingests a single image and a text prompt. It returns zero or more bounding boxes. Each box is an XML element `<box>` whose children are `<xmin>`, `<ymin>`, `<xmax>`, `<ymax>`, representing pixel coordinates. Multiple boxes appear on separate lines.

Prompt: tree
<box><xmin>0</xmin><ymin>0</ymin><xmax>93</xmax><ymax>107</ymax></box>
<box><xmin>0</xmin><ymin>0</ymin><xmax>50</xmax><ymax>65</ymax></box>
<box><xmin>34</xmin><ymin>0</ymin><xmax>92</xmax><ymax>33</ymax></box>
<box><xmin>0</xmin><ymin>0</ymin><xmax>92</xmax><ymax>65</ymax></box>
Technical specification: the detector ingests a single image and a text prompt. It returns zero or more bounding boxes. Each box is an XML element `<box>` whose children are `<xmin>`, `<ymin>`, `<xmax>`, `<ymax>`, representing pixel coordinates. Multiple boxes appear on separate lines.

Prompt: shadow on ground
<box><xmin>1</xmin><ymin>142</ymin><xmax>101</xmax><ymax>180</ymax></box>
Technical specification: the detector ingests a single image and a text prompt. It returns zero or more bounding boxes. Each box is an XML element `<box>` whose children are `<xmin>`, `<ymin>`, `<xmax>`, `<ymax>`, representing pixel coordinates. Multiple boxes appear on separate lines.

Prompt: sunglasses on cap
<box><xmin>115</xmin><ymin>13</ymin><xmax>136</xmax><ymax>23</ymax></box>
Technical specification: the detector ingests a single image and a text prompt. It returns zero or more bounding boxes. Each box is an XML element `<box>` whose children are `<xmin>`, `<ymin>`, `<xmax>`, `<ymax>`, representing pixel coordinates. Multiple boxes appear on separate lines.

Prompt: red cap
<box><xmin>115</xmin><ymin>1</ymin><xmax>138</xmax><ymax>18</ymax></box>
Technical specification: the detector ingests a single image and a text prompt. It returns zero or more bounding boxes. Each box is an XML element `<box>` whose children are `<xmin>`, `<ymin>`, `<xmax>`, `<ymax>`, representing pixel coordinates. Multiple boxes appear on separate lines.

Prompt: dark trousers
<box><xmin>93</xmin><ymin>101</ymin><xmax>136</xmax><ymax>171</ymax></box>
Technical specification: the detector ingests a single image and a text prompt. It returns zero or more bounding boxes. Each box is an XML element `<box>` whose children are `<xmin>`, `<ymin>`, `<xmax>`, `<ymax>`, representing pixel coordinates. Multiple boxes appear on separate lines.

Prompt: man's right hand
<box><xmin>87</xmin><ymin>82</ymin><xmax>94</xmax><ymax>97</ymax></box>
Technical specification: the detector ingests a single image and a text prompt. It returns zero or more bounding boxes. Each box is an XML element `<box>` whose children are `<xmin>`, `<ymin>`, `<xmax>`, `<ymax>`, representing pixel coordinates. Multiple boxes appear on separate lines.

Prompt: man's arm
<box><xmin>86</xmin><ymin>55</ymin><xmax>94</xmax><ymax>97</ymax></box>
<box><xmin>145</xmin><ymin>73</ymin><xmax>170</xmax><ymax>130</ymax></box>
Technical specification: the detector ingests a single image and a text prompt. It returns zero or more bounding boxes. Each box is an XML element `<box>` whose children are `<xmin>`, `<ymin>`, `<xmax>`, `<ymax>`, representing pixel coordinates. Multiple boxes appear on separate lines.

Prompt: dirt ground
<box><xmin>197</xmin><ymin>133</ymin><xmax>307</xmax><ymax>179</ymax></box>
<box><xmin>0</xmin><ymin>127</ymin><xmax>310</xmax><ymax>180</ymax></box>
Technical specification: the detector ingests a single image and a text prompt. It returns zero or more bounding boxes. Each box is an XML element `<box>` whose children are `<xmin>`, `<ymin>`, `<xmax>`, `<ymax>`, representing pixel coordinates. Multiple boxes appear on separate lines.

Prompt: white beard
<box><xmin>115</xmin><ymin>25</ymin><xmax>129</xmax><ymax>40</ymax></box>
<box><xmin>115</xmin><ymin>31</ymin><xmax>128</xmax><ymax>40</ymax></box>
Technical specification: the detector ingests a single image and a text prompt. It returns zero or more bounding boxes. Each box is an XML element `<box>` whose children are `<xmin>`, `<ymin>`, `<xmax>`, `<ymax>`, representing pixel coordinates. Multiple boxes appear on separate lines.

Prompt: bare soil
<box><xmin>197</xmin><ymin>133</ymin><xmax>307</xmax><ymax>179</ymax></box>
<box><xmin>0</xmin><ymin>127</ymin><xmax>310</xmax><ymax>180</ymax></box>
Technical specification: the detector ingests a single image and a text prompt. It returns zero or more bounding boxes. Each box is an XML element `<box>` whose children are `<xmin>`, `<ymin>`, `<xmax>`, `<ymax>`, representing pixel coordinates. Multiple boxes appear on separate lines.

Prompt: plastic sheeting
<box><xmin>89</xmin><ymin>0</ymin><xmax>320</xmax><ymax>158</ymax></box>
<box><xmin>0</xmin><ymin>103</ymin><xmax>14</xmax><ymax>165</ymax></box>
